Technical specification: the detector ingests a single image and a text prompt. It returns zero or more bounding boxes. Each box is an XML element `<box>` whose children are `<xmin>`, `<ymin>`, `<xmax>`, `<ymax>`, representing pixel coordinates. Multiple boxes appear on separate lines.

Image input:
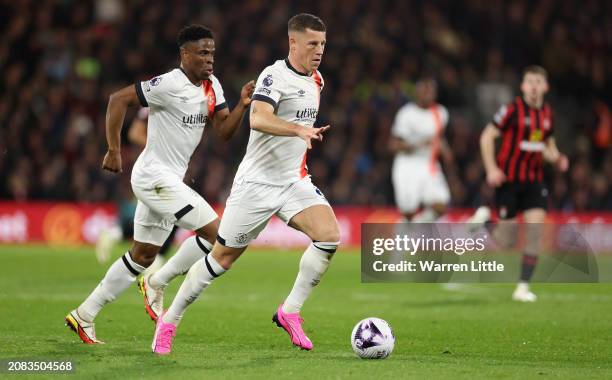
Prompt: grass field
<box><xmin>1</xmin><ymin>243</ymin><xmax>611</xmax><ymax>379</ymax></box>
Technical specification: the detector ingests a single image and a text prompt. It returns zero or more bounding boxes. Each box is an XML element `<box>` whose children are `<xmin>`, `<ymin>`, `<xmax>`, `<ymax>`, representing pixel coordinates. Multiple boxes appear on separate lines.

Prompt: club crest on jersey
<box><xmin>263</xmin><ymin>74</ymin><xmax>273</xmax><ymax>87</ymax></box>
<box><xmin>150</xmin><ymin>76</ymin><xmax>163</xmax><ymax>87</ymax></box>
<box><xmin>207</xmin><ymin>95</ymin><xmax>215</xmax><ymax>106</ymax></box>
<box><xmin>543</xmin><ymin>118</ymin><xmax>551</xmax><ymax>130</ymax></box>
<box><xmin>298</xmin><ymin>89</ymin><xmax>306</xmax><ymax>97</ymax></box>
<box><xmin>236</xmin><ymin>233</ymin><xmax>248</xmax><ymax>245</ymax></box>
<box><xmin>529</xmin><ymin>129</ymin><xmax>543</xmax><ymax>142</ymax></box>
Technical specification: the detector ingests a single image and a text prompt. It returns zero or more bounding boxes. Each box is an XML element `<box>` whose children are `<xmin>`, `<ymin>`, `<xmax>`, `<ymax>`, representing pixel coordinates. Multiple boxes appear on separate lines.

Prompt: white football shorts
<box><xmin>131</xmin><ymin>174</ymin><xmax>217</xmax><ymax>246</ymax></box>
<box><xmin>392</xmin><ymin>159</ymin><xmax>450</xmax><ymax>213</ymax></box>
<box><xmin>218</xmin><ymin>176</ymin><xmax>330</xmax><ymax>248</ymax></box>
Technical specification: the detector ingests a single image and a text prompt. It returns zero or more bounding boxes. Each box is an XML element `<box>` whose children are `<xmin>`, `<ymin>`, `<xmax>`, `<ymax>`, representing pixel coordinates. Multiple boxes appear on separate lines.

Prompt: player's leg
<box><xmin>284</xmin><ymin>204</ymin><xmax>340</xmax><ymax>312</ymax></box>
<box><xmin>512</xmin><ymin>183</ymin><xmax>548</xmax><ymax>302</ymax></box>
<box><xmin>67</xmin><ymin>201</ymin><xmax>167</xmax><ymax>344</ymax></box>
<box><xmin>414</xmin><ymin>170</ymin><xmax>450</xmax><ymax>222</ymax></box>
<box><xmin>273</xmin><ymin>178</ymin><xmax>340</xmax><ymax>350</ymax></box>
<box><xmin>152</xmin><ymin>181</ymin><xmax>275</xmax><ymax>354</ymax></box>
<box><xmin>144</xmin><ymin>225</ymin><xmax>179</xmax><ymax>275</ymax></box>
<box><xmin>512</xmin><ymin>207</ymin><xmax>545</xmax><ymax>302</ymax></box>
<box><xmin>143</xmin><ymin>184</ymin><xmax>220</xmax><ymax>321</ymax></box>
<box><xmin>158</xmin><ymin>226</ymin><xmax>178</xmax><ymax>258</ymax></box>
<box><xmin>391</xmin><ymin>161</ymin><xmax>421</xmax><ymax>221</ymax></box>
<box><xmin>151</xmin><ymin>241</ymin><xmax>245</xmax><ymax>354</ymax></box>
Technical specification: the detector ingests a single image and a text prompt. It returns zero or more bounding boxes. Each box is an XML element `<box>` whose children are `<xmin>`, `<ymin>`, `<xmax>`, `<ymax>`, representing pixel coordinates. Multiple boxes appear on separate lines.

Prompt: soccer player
<box><xmin>152</xmin><ymin>13</ymin><xmax>339</xmax><ymax>355</ymax></box>
<box><xmin>389</xmin><ymin>76</ymin><xmax>451</xmax><ymax>222</ymax></box>
<box><xmin>470</xmin><ymin>65</ymin><xmax>568</xmax><ymax>302</ymax></box>
<box><xmin>65</xmin><ymin>25</ymin><xmax>255</xmax><ymax>344</ymax></box>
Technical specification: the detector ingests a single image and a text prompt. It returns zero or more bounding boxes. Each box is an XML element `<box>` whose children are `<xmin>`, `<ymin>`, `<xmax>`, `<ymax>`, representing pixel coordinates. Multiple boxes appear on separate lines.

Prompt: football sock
<box><xmin>163</xmin><ymin>253</ymin><xmax>226</xmax><ymax>326</ymax></box>
<box><xmin>149</xmin><ymin>236</ymin><xmax>212</xmax><ymax>289</ymax></box>
<box><xmin>282</xmin><ymin>241</ymin><xmax>338</xmax><ymax>314</ymax></box>
<box><xmin>519</xmin><ymin>252</ymin><xmax>538</xmax><ymax>282</ymax></box>
<box><xmin>77</xmin><ymin>251</ymin><xmax>145</xmax><ymax>322</ymax></box>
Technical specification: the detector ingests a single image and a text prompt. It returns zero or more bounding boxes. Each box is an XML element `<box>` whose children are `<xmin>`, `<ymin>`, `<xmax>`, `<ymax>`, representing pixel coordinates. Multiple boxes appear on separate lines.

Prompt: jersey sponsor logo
<box><xmin>255</xmin><ymin>87</ymin><xmax>271</xmax><ymax>95</ymax></box>
<box><xmin>523</xmin><ymin>116</ymin><xmax>531</xmax><ymax>126</ymax></box>
<box><xmin>295</xmin><ymin>107</ymin><xmax>318</xmax><ymax>120</ymax></box>
<box><xmin>262</xmin><ymin>74</ymin><xmax>273</xmax><ymax>87</ymax></box>
<box><xmin>150</xmin><ymin>76</ymin><xmax>162</xmax><ymax>86</ymax></box>
<box><xmin>181</xmin><ymin>113</ymin><xmax>208</xmax><ymax>129</ymax></box>
<box><xmin>519</xmin><ymin>140</ymin><xmax>545</xmax><ymax>152</ymax></box>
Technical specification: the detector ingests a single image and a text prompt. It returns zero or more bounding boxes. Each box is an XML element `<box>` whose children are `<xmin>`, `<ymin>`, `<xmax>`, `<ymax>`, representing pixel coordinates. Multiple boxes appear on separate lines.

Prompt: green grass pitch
<box><xmin>1</xmin><ymin>244</ymin><xmax>611</xmax><ymax>379</ymax></box>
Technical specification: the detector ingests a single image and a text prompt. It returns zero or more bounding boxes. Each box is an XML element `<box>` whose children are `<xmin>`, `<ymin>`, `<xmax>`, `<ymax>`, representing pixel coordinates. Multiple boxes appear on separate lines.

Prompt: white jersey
<box><xmin>234</xmin><ymin>59</ymin><xmax>324</xmax><ymax>185</ymax></box>
<box><xmin>131</xmin><ymin>68</ymin><xmax>226</xmax><ymax>187</ymax></box>
<box><xmin>391</xmin><ymin>102</ymin><xmax>448</xmax><ymax>165</ymax></box>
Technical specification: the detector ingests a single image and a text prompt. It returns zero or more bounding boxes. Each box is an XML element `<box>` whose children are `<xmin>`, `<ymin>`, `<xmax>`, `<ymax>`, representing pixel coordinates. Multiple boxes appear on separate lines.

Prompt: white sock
<box><xmin>411</xmin><ymin>207</ymin><xmax>439</xmax><ymax>223</ymax></box>
<box><xmin>163</xmin><ymin>253</ymin><xmax>226</xmax><ymax>326</ymax></box>
<box><xmin>77</xmin><ymin>251</ymin><xmax>145</xmax><ymax>322</ymax></box>
<box><xmin>282</xmin><ymin>242</ymin><xmax>338</xmax><ymax>314</ymax></box>
<box><xmin>149</xmin><ymin>236</ymin><xmax>212</xmax><ymax>289</ymax></box>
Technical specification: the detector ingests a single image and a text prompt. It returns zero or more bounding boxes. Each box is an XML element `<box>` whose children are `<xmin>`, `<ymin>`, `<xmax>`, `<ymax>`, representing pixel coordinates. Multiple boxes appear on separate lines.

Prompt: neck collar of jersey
<box><xmin>179</xmin><ymin>67</ymin><xmax>208</xmax><ymax>87</ymax></box>
<box><xmin>521</xmin><ymin>96</ymin><xmax>544</xmax><ymax>110</ymax></box>
<box><xmin>285</xmin><ymin>58</ymin><xmax>311</xmax><ymax>77</ymax></box>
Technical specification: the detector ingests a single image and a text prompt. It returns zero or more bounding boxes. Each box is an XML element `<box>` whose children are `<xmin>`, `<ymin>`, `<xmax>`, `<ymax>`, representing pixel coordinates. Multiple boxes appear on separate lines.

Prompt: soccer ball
<box><xmin>350</xmin><ymin>317</ymin><xmax>395</xmax><ymax>359</ymax></box>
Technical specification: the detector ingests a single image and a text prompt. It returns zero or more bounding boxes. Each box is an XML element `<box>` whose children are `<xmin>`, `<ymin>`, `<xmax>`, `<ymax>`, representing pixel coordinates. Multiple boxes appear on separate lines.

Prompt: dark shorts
<box><xmin>495</xmin><ymin>182</ymin><xmax>548</xmax><ymax>219</ymax></box>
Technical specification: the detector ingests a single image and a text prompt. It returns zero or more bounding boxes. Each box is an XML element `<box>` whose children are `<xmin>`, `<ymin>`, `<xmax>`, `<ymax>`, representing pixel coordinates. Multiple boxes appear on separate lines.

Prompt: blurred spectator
<box><xmin>0</xmin><ymin>0</ymin><xmax>610</xmax><ymax>211</ymax></box>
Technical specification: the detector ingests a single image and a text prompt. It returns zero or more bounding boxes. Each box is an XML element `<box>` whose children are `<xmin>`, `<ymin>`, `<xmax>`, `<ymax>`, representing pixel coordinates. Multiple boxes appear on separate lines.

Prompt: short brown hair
<box><xmin>523</xmin><ymin>65</ymin><xmax>548</xmax><ymax>80</ymax></box>
<box><xmin>288</xmin><ymin>13</ymin><xmax>326</xmax><ymax>33</ymax></box>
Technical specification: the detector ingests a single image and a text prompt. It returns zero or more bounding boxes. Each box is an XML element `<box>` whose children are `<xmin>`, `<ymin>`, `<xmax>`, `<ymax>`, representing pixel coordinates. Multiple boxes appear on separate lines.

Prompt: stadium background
<box><xmin>0</xmin><ymin>0</ymin><xmax>611</xmax><ymax>245</ymax></box>
<box><xmin>1</xmin><ymin>2</ymin><xmax>612</xmax><ymax>378</ymax></box>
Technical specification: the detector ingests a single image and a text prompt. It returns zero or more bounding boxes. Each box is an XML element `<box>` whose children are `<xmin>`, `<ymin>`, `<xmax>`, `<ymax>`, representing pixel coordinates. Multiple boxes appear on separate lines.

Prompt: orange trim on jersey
<box><xmin>429</xmin><ymin>105</ymin><xmax>443</xmax><ymax>174</ymax></box>
<box><xmin>202</xmin><ymin>80</ymin><xmax>216</xmax><ymax>117</ymax></box>
<box><xmin>300</xmin><ymin>152</ymin><xmax>308</xmax><ymax>178</ymax></box>
<box><xmin>297</xmin><ymin>70</ymin><xmax>322</xmax><ymax>178</ymax></box>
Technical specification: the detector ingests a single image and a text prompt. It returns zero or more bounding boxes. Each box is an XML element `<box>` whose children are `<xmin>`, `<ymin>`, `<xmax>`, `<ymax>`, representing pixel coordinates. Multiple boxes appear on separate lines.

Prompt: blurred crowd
<box><xmin>1</xmin><ymin>0</ymin><xmax>610</xmax><ymax>211</ymax></box>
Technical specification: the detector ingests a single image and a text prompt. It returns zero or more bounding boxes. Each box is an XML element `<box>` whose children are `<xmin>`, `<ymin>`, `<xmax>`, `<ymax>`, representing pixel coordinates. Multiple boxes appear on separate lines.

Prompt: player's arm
<box><xmin>543</xmin><ymin>137</ymin><xmax>569</xmax><ymax>172</ymax></box>
<box><xmin>211</xmin><ymin>80</ymin><xmax>255</xmax><ymax>140</ymax></box>
<box><xmin>480</xmin><ymin>123</ymin><xmax>506</xmax><ymax>187</ymax></box>
<box><xmin>103</xmin><ymin>84</ymin><xmax>141</xmax><ymax>173</ymax></box>
<box><xmin>249</xmin><ymin>100</ymin><xmax>330</xmax><ymax>149</ymax></box>
<box><xmin>439</xmin><ymin>137</ymin><xmax>454</xmax><ymax>166</ymax></box>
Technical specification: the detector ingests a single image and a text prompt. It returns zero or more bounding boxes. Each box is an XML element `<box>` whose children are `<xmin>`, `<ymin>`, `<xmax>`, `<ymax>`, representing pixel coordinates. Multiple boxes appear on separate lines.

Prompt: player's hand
<box><xmin>486</xmin><ymin>166</ymin><xmax>506</xmax><ymax>187</ymax></box>
<box><xmin>102</xmin><ymin>150</ymin><xmax>122</xmax><ymax>173</ymax></box>
<box><xmin>240</xmin><ymin>80</ymin><xmax>255</xmax><ymax>106</ymax></box>
<box><xmin>298</xmin><ymin>125</ymin><xmax>330</xmax><ymax>149</ymax></box>
<box><xmin>556</xmin><ymin>154</ymin><xmax>569</xmax><ymax>172</ymax></box>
